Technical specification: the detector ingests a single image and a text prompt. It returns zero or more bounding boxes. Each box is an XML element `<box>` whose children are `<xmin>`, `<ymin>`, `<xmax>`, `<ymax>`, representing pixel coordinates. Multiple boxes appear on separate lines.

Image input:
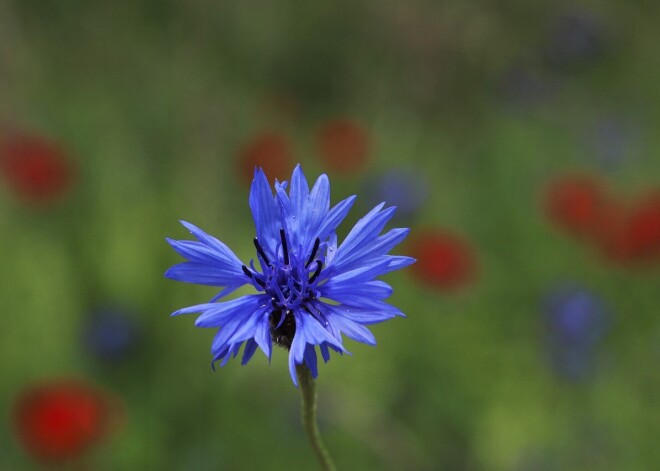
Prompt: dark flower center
<box><xmin>242</xmin><ymin>229</ymin><xmax>323</xmax><ymax>349</ymax></box>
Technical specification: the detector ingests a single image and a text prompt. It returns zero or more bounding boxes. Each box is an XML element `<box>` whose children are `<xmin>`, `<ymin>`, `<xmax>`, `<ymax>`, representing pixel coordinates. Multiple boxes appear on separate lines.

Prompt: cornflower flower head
<box><xmin>166</xmin><ymin>165</ymin><xmax>414</xmax><ymax>385</ymax></box>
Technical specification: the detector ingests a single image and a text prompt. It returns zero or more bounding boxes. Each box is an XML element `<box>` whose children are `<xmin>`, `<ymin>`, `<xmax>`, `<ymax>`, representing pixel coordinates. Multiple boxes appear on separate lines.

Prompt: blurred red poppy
<box><xmin>543</xmin><ymin>174</ymin><xmax>610</xmax><ymax>238</ymax></box>
<box><xmin>601</xmin><ymin>191</ymin><xmax>660</xmax><ymax>264</ymax></box>
<box><xmin>315</xmin><ymin>119</ymin><xmax>370</xmax><ymax>174</ymax></box>
<box><xmin>237</xmin><ymin>131</ymin><xmax>294</xmax><ymax>185</ymax></box>
<box><xmin>0</xmin><ymin>133</ymin><xmax>75</xmax><ymax>205</ymax></box>
<box><xmin>13</xmin><ymin>379</ymin><xmax>123</xmax><ymax>464</ymax></box>
<box><xmin>542</xmin><ymin>174</ymin><xmax>660</xmax><ymax>267</ymax></box>
<box><xmin>408</xmin><ymin>230</ymin><xmax>477</xmax><ymax>291</ymax></box>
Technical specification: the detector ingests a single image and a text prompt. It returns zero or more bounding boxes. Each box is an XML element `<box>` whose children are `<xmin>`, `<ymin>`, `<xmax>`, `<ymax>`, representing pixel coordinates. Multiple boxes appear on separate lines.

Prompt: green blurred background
<box><xmin>1</xmin><ymin>1</ymin><xmax>659</xmax><ymax>470</ymax></box>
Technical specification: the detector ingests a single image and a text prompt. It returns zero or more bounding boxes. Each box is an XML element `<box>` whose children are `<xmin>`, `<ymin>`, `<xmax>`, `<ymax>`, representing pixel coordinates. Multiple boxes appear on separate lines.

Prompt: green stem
<box><xmin>296</xmin><ymin>364</ymin><xmax>337</xmax><ymax>471</ymax></box>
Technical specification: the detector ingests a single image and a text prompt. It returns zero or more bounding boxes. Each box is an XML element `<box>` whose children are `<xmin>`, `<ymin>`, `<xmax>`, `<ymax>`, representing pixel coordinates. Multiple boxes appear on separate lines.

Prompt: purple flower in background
<box><xmin>498</xmin><ymin>64</ymin><xmax>554</xmax><ymax>109</ymax></box>
<box><xmin>363</xmin><ymin>169</ymin><xmax>427</xmax><ymax>221</ymax></box>
<box><xmin>82</xmin><ymin>307</ymin><xmax>139</xmax><ymax>362</ymax></box>
<box><xmin>165</xmin><ymin>165</ymin><xmax>413</xmax><ymax>385</ymax></box>
<box><xmin>542</xmin><ymin>283</ymin><xmax>609</xmax><ymax>380</ymax></box>
<box><xmin>543</xmin><ymin>10</ymin><xmax>609</xmax><ymax>71</ymax></box>
<box><xmin>583</xmin><ymin>116</ymin><xmax>637</xmax><ymax>171</ymax></box>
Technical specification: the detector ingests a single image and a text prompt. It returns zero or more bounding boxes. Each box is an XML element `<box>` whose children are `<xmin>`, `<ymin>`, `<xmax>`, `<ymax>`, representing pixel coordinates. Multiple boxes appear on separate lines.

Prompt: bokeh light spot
<box><xmin>13</xmin><ymin>379</ymin><xmax>122</xmax><ymax>464</ymax></box>
<box><xmin>408</xmin><ymin>230</ymin><xmax>477</xmax><ymax>291</ymax></box>
<box><xmin>237</xmin><ymin>131</ymin><xmax>294</xmax><ymax>185</ymax></box>
<box><xmin>315</xmin><ymin>119</ymin><xmax>370</xmax><ymax>174</ymax></box>
<box><xmin>0</xmin><ymin>133</ymin><xmax>75</xmax><ymax>206</ymax></box>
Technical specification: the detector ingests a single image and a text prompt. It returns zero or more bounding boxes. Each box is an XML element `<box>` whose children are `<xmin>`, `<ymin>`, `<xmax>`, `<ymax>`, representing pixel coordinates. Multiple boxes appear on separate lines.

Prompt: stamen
<box><xmin>306</xmin><ymin>238</ymin><xmax>320</xmax><ymax>268</ymax></box>
<box><xmin>272</xmin><ymin>278</ymin><xmax>288</xmax><ymax>304</ymax></box>
<box><xmin>242</xmin><ymin>264</ymin><xmax>266</xmax><ymax>288</ymax></box>
<box><xmin>280</xmin><ymin>228</ymin><xmax>289</xmax><ymax>265</ymax></box>
<box><xmin>253</xmin><ymin>237</ymin><xmax>271</xmax><ymax>267</ymax></box>
<box><xmin>308</xmin><ymin>260</ymin><xmax>322</xmax><ymax>284</ymax></box>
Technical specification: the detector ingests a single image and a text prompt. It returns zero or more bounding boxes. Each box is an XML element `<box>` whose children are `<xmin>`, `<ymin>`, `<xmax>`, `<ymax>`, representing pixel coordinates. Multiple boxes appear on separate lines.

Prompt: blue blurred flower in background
<box><xmin>498</xmin><ymin>64</ymin><xmax>554</xmax><ymax>110</ymax></box>
<box><xmin>542</xmin><ymin>283</ymin><xmax>610</xmax><ymax>380</ymax></box>
<box><xmin>542</xmin><ymin>10</ymin><xmax>609</xmax><ymax>71</ymax></box>
<box><xmin>362</xmin><ymin>168</ymin><xmax>428</xmax><ymax>222</ymax></box>
<box><xmin>583</xmin><ymin>116</ymin><xmax>638</xmax><ymax>171</ymax></box>
<box><xmin>166</xmin><ymin>165</ymin><xmax>414</xmax><ymax>385</ymax></box>
<box><xmin>82</xmin><ymin>306</ymin><xmax>139</xmax><ymax>362</ymax></box>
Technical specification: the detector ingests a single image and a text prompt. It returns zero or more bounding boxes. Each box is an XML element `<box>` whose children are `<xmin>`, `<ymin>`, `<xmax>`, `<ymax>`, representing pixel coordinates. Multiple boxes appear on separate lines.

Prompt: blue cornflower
<box><xmin>165</xmin><ymin>165</ymin><xmax>414</xmax><ymax>385</ymax></box>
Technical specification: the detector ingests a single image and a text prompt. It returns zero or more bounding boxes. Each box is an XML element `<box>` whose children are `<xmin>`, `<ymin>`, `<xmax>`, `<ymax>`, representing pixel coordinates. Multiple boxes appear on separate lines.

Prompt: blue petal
<box><xmin>274</xmin><ymin>181</ymin><xmax>297</xmax><ymax>247</ymax></box>
<box><xmin>254</xmin><ymin>316</ymin><xmax>272</xmax><ymax>360</ymax></box>
<box><xmin>383</xmin><ymin>255</ymin><xmax>416</xmax><ymax>272</ymax></box>
<box><xmin>319</xmin><ymin>297</ymin><xmax>405</xmax><ymax>318</ymax></box>
<box><xmin>329</xmin><ymin>255</ymin><xmax>415</xmax><ymax>280</ymax></box>
<box><xmin>289</xmin><ymin>165</ymin><xmax>310</xmax><ymax>223</ymax></box>
<box><xmin>328</xmin><ymin>227</ymin><xmax>411</xmax><ymax>275</ymax></box>
<box><xmin>327</xmin><ymin>311</ymin><xmax>377</xmax><ymax>346</ymax></box>
<box><xmin>165</xmin><ymin>223</ymin><xmax>249</xmax><ymax>292</ymax></box>
<box><xmin>311</xmin><ymin>195</ymin><xmax>356</xmax><ymax>246</ymax></box>
<box><xmin>297</xmin><ymin>309</ymin><xmax>347</xmax><ymax>352</ymax></box>
<box><xmin>210</xmin><ymin>341</ymin><xmax>245</xmax><ymax>369</ymax></box>
<box><xmin>166</xmin><ymin>239</ymin><xmax>223</xmax><ymax>264</ymax></box>
<box><xmin>172</xmin><ymin>302</ymin><xmax>225</xmax><ymax>316</ymax></box>
<box><xmin>194</xmin><ymin>295</ymin><xmax>267</xmax><ymax>328</ymax></box>
<box><xmin>231</xmin><ymin>342</ymin><xmax>242</xmax><ymax>358</ymax></box>
<box><xmin>287</xmin><ymin>309</ymin><xmax>348</xmax><ymax>385</ymax></box>
<box><xmin>288</xmin><ymin>323</ymin><xmax>306</xmax><ymax>387</ymax></box>
<box><xmin>321</xmin><ymin>280</ymin><xmax>393</xmax><ymax>303</ymax></box>
<box><xmin>221</xmin><ymin>343</ymin><xmax>243</xmax><ymax>367</ymax></box>
<box><xmin>178</xmin><ymin>221</ymin><xmax>244</xmax><ymax>263</ymax></box>
<box><xmin>209</xmin><ymin>283</ymin><xmax>245</xmax><ymax>302</ymax></box>
<box><xmin>211</xmin><ymin>345</ymin><xmax>230</xmax><ymax>370</ymax></box>
<box><xmin>300</xmin><ymin>173</ymin><xmax>330</xmax><ymax>253</ymax></box>
<box><xmin>304</xmin><ymin>344</ymin><xmax>319</xmax><ymax>378</ymax></box>
<box><xmin>319</xmin><ymin>344</ymin><xmax>331</xmax><ymax>363</ymax></box>
<box><xmin>328</xmin><ymin>258</ymin><xmax>393</xmax><ymax>284</ymax></box>
<box><xmin>325</xmin><ymin>232</ymin><xmax>338</xmax><ymax>266</ymax></box>
<box><xmin>331</xmin><ymin>204</ymin><xmax>397</xmax><ymax>267</ymax></box>
<box><xmin>165</xmin><ymin>262</ymin><xmax>245</xmax><ymax>286</ymax></box>
<box><xmin>241</xmin><ymin>339</ymin><xmax>259</xmax><ymax>365</ymax></box>
<box><xmin>249</xmin><ymin>168</ymin><xmax>280</xmax><ymax>258</ymax></box>
<box><xmin>335</xmin><ymin>304</ymin><xmax>402</xmax><ymax>323</ymax></box>
<box><xmin>210</xmin><ymin>305</ymin><xmax>269</xmax><ymax>350</ymax></box>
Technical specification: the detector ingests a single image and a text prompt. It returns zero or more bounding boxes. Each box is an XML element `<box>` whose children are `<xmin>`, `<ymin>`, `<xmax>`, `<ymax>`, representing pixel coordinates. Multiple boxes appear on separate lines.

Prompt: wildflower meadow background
<box><xmin>1</xmin><ymin>2</ymin><xmax>659</xmax><ymax>470</ymax></box>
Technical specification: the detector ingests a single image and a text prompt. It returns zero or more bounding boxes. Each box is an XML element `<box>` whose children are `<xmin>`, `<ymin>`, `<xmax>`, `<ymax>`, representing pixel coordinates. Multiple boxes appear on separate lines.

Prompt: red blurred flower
<box><xmin>13</xmin><ymin>379</ymin><xmax>122</xmax><ymax>464</ymax></box>
<box><xmin>315</xmin><ymin>119</ymin><xmax>370</xmax><ymax>174</ymax></box>
<box><xmin>408</xmin><ymin>230</ymin><xmax>477</xmax><ymax>291</ymax></box>
<box><xmin>237</xmin><ymin>131</ymin><xmax>294</xmax><ymax>186</ymax></box>
<box><xmin>542</xmin><ymin>174</ymin><xmax>660</xmax><ymax>267</ymax></box>
<box><xmin>0</xmin><ymin>133</ymin><xmax>75</xmax><ymax>205</ymax></box>
<box><xmin>601</xmin><ymin>191</ymin><xmax>660</xmax><ymax>264</ymax></box>
<box><xmin>543</xmin><ymin>174</ymin><xmax>610</xmax><ymax>238</ymax></box>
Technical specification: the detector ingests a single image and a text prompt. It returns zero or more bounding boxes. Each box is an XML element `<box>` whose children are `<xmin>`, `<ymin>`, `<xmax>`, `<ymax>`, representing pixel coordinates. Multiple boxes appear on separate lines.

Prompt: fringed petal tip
<box><xmin>169</xmin><ymin>305</ymin><xmax>202</xmax><ymax>316</ymax></box>
<box><xmin>178</xmin><ymin>219</ymin><xmax>194</xmax><ymax>231</ymax></box>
